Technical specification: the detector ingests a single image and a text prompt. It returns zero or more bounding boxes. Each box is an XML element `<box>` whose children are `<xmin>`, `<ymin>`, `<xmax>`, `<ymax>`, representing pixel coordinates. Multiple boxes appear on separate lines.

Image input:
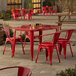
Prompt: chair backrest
<box><xmin>52</xmin><ymin>32</ymin><xmax>60</xmax><ymax>44</ymax></box>
<box><xmin>11</xmin><ymin>9</ymin><xmax>18</xmax><ymax>15</ymax></box>
<box><xmin>48</xmin><ymin>7</ymin><xmax>52</xmax><ymax>11</ymax></box>
<box><xmin>11</xmin><ymin>10</ymin><xmax>15</xmax><ymax>16</ymax></box>
<box><xmin>18</xmin><ymin>66</ymin><xmax>32</xmax><ymax>76</ymax></box>
<box><xmin>14</xmin><ymin>9</ymin><xmax>18</xmax><ymax>13</ymax></box>
<box><xmin>59</xmin><ymin>29</ymin><xmax>74</xmax><ymax>40</ymax></box>
<box><xmin>28</xmin><ymin>9</ymin><xmax>34</xmax><ymax>15</ymax></box>
<box><xmin>0</xmin><ymin>66</ymin><xmax>32</xmax><ymax>76</ymax></box>
<box><xmin>2</xmin><ymin>26</ymin><xmax>10</xmax><ymax>38</ymax></box>
<box><xmin>66</xmin><ymin>29</ymin><xmax>74</xmax><ymax>40</ymax></box>
<box><xmin>42</xmin><ymin>7</ymin><xmax>46</xmax><ymax>11</ymax></box>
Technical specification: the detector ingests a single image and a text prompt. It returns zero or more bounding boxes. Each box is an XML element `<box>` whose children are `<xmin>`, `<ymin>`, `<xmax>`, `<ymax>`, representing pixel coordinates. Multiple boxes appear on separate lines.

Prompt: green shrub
<box><xmin>24</xmin><ymin>0</ymin><xmax>33</xmax><ymax>9</ymax></box>
<box><xmin>4</xmin><ymin>10</ymin><xmax>11</xmax><ymax>20</ymax></box>
<box><xmin>56</xmin><ymin>65</ymin><xmax>76</xmax><ymax>76</ymax></box>
<box><xmin>0</xmin><ymin>11</ymin><xmax>5</xmax><ymax>19</ymax></box>
<box><xmin>0</xmin><ymin>10</ymin><xmax>11</xmax><ymax>20</ymax></box>
<box><xmin>43</xmin><ymin>1</ymin><xmax>52</xmax><ymax>6</ymax></box>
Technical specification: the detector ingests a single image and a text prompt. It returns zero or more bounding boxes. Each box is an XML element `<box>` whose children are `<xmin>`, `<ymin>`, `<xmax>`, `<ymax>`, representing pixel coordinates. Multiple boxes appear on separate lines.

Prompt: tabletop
<box><xmin>10</xmin><ymin>25</ymin><xmax>61</xmax><ymax>31</ymax></box>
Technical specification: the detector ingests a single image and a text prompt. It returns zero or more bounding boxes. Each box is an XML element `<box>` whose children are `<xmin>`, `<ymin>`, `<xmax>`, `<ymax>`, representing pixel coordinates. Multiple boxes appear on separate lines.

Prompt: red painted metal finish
<box><xmin>42</xmin><ymin>7</ymin><xmax>49</xmax><ymax>15</ymax></box>
<box><xmin>10</xmin><ymin>25</ymin><xmax>60</xmax><ymax>60</ymax></box>
<box><xmin>0</xmin><ymin>66</ymin><xmax>32</xmax><ymax>76</ymax></box>
<box><xmin>2</xmin><ymin>26</ymin><xmax>25</xmax><ymax>57</ymax></box>
<box><xmin>14</xmin><ymin>9</ymin><xmax>34</xmax><ymax>20</ymax></box>
<box><xmin>57</xmin><ymin>29</ymin><xmax>74</xmax><ymax>58</ymax></box>
<box><xmin>35</xmin><ymin>32</ymin><xmax>60</xmax><ymax>65</ymax></box>
<box><xmin>11</xmin><ymin>9</ymin><xmax>20</xmax><ymax>20</ymax></box>
<box><xmin>42</xmin><ymin>7</ymin><xmax>57</xmax><ymax>15</ymax></box>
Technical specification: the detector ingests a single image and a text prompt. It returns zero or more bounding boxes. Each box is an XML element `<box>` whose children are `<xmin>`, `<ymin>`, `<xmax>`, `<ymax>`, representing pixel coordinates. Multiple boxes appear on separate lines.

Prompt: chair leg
<box><xmin>45</xmin><ymin>48</ymin><xmax>48</xmax><ymax>61</ymax></box>
<box><xmin>48</xmin><ymin>47</ymin><xmax>53</xmax><ymax>65</ymax></box>
<box><xmin>55</xmin><ymin>46</ymin><xmax>60</xmax><ymax>63</ymax></box>
<box><xmin>35</xmin><ymin>46</ymin><xmax>40</xmax><ymax>63</ymax></box>
<box><xmin>20</xmin><ymin>38</ymin><xmax>25</xmax><ymax>54</ymax></box>
<box><xmin>42</xmin><ymin>11</ymin><xmax>45</xmax><ymax>15</ymax></box>
<box><xmin>24</xmin><ymin>15</ymin><xmax>25</xmax><ymax>20</ymax></box>
<box><xmin>10</xmin><ymin>40</ymin><xmax>16</xmax><ymax>57</ymax></box>
<box><xmin>62</xmin><ymin>43</ymin><xmax>67</xmax><ymax>59</ymax></box>
<box><xmin>11</xmin><ymin>43</ymin><xmax>15</xmax><ymax>57</ymax></box>
<box><xmin>69</xmin><ymin>42</ymin><xmax>73</xmax><ymax>57</ymax></box>
<box><xmin>50</xmin><ymin>12</ymin><xmax>52</xmax><ymax>15</ymax></box>
<box><xmin>14</xmin><ymin>16</ymin><xmax>16</xmax><ymax>20</ymax></box>
<box><xmin>58</xmin><ymin>43</ymin><xmax>62</xmax><ymax>55</ymax></box>
<box><xmin>23</xmin><ymin>37</ymin><xmax>27</xmax><ymax>48</ymax></box>
<box><xmin>3</xmin><ymin>41</ymin><xmax>7</xmax><ymax>54</ymax></box>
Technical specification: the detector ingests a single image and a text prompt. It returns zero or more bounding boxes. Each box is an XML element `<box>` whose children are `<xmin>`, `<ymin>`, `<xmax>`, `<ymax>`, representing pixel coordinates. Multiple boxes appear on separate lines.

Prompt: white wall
<box><xmin>0</xmin><ymin>0</ymin><xmax>7</xmax><ymax>12</ymax></box>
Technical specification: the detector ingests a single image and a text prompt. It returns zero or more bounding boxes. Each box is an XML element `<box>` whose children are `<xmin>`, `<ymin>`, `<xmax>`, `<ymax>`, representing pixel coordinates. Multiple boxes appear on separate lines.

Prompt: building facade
<box><xmin>0</xmin><ymin>0</ymin><xmax>41</xmax><ymax>13</ymax></box>
<box><xmin>0</xmin><ymin>0</ymin><xmax>76</xmax><ymax>13</ymax></box>
<box><xmin>0</xmin><ymin>0</ymin><xmax>7</xmax><ymax>12</ymax></box>
<box><xmin>0</xmin><ymin>0</ymin><xmax>24</xmax><ymax>12</ymax></box>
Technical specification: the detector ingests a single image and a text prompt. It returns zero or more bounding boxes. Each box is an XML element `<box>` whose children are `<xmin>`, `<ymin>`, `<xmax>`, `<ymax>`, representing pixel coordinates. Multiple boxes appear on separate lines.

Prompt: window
<box><xmin>32</xmin><ymin>0</ymin><xmax>41</xmax><ymax>13</ymax></box>
<box><xmin>7</xmin><ymin>0</ymin><xmax>22</xmax><ymax>10</ymax></box>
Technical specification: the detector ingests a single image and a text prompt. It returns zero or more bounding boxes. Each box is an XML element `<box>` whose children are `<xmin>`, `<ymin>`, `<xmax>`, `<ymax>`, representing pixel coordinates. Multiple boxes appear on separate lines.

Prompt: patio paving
<box><xmin>0</xmin><ymin>15</ymin><xmax>76</xmax><ymax>76</ymax></box>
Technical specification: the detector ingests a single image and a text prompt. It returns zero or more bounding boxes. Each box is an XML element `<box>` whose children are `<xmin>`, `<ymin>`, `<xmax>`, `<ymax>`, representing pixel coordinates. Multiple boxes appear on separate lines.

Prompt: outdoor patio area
<box><xmin>0</xmin><ymin>15</ymin><xmax>76</xmax><ymax>76</ymax></box>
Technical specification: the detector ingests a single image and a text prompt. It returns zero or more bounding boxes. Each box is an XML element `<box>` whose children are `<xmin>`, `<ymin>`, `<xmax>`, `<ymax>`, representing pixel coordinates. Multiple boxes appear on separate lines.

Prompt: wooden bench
<box><xmin>56</xmin><ymin>13</ymin><xmax>76</xmax><ymax>26</ymax></box>
<box><xmin>57</xmin><ymin>21</ymin><xmax>76</xmax><ymax>25</ymax></box>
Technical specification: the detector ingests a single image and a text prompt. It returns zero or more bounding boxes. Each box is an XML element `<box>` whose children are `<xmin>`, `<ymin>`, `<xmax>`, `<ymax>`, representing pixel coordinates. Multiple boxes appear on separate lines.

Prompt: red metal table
<box><xmin>10</xmin><ymin>25</ymin><xmax>60</xmax><ymax>60</ymax></box>
<box><xmin>15</xmin><ymin>9</ymin><xmax>33</xmax><ymax>20</ymax></box>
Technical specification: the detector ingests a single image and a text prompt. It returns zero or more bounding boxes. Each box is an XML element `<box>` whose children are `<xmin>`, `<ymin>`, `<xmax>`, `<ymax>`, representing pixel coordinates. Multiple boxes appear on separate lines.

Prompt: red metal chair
<box><xmin>35</xmin><ymin>32</ymin><xmax>60</xmax><ymax>65</ymax></box>
<box><xmin>48</xmin><ymin>7</ymin><xmax>57</xmax><ymax>15</ymax></box>
<box><xmin>0</xmin><ymin>66</ymin><xmax>32</xmax><ymax>76</ymax></box>
<box><xmin>42</xmin><ymin>7</ymin><xmax>48</xmax><ymax>15</ymax></box>
<box><xmin>20</xmin><ymin>25</ymin><xmax>40</xmax><ymax>48</ymax></box>
<box><xmin>11</xmin><ymin>9</ymin><xmax>20</xmax><ymax>20</ymax></box>
<box><xmin>57</xmin><ymin>29</ymin><xmax>74</xmax><ymax>59</ymax></box>
<box><xmin>2</xmin><ymin>26</ymin><xmax>25</xmax><ymax>57</ymax></box>
<box><xmin>24</xmin><ymin>9</ymin><xmax>33</xmax><ymax>20</ymax></box>
<box><xmin>51</xmin><ymin>7</ymin><xmax>57</xmax><ymax>15</ymax></box>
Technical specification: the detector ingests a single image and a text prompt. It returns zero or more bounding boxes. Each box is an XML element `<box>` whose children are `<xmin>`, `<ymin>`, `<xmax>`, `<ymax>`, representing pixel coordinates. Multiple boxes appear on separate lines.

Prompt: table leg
<box><xmin>39</xmin><ymin>30</ymin><xmax>42</xmax><ymax>44</ymax></box>
<box><xmin>21</xmin><ymin>10</ymin><xmax>23</xmax><ymax>20</ymax></box>
<box><xmin>30</xmin><ymin>31</ymin><xmax>34</xmax><ymax>60</ymax></box>
<box><xmin>39</xmin><ymin>30</ymin><xmax>43</xmax><ymax>51</ymax></box>
<box><xmin>27</xmin><ymin>13</ymin><xmax>31</xmax><ymax>20</ymax></box>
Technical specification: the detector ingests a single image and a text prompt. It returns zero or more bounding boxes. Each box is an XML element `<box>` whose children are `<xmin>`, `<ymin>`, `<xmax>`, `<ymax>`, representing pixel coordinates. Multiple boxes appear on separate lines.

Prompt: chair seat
<box><xmin>57</xmin><ymin>38</ymin><xmax>69</xmax><ymax>43</ymax></box>
<box><xmin>39</xmin><ymin>42</ymin><xmax>54</xmax><ymax>47</ymax></box>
